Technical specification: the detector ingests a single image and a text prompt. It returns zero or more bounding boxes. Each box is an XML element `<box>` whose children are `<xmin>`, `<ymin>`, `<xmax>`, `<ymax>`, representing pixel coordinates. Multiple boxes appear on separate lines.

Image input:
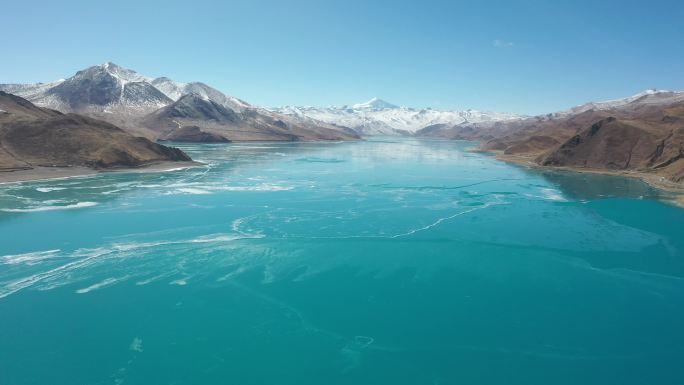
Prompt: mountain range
<box><xmin>2</xmin><ymin>62</ymin><xmax>683</xmax><ymax>187</ymax></box>
<box><xmin>272</xmin><ymin>97</ymin><xmax>524</xmax><ymax>136</ymax></box>
<box><xmin>420</xmin><ymin>89</ymin><xmax>684</xmax><ymax>184</ymax></box>
<box><xmin>0</xmin><ymin>63</ymin><xmax>358</xmax><ymax>142</ymax></box>
<box><xmin>1</xmin><ymin>63</ymin><xmax>524</xmax><ymax>140</ymax></box>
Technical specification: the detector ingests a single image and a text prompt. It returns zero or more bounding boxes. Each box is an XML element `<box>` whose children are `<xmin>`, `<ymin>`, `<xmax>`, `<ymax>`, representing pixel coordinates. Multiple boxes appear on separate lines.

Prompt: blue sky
<box><xmin>1</xmin><ymin>0</ymin><xmax>682</xmax><ymax>115</ymax></box>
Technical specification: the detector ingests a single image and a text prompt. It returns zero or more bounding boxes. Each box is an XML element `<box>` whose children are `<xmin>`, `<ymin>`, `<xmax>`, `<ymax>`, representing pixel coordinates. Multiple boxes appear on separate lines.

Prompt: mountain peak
<box><xmin>352</xmin><ymin>97</ymin><xmax>398</xmax><ymax>110</ymax></box>
<box><xmin>102</xmin><ymin>61</ymin><xmax>121</xmax><ymax>70</ymax></box>
<box><xmin>94</xmin><ymin>62</ymin><xmax>149</xmax><ymax>84</ymax></box>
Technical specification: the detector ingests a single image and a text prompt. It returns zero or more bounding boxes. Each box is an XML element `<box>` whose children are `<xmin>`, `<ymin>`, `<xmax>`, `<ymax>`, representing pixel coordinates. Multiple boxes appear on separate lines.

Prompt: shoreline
<box><xmin>488</xmin><ymin>151</ymin><xmax>684</xmax><ymax>208</ymax></box>
<box><xmin>0</xmin><ymin>161</ymin><xmax>203</xmax><ymax>184</ymax></box>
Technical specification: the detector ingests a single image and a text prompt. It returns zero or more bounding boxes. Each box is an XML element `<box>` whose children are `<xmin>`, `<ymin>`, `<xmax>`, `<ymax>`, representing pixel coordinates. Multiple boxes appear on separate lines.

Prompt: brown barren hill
<box><xmin>466</xmin><ymin>91</ymin><xmax>684</xmax><ymax>186</ymax></box>
<box><xmin>0</xmin><ymin>91</ymin><xmax>191</xmax><ymax>173</ymax></box>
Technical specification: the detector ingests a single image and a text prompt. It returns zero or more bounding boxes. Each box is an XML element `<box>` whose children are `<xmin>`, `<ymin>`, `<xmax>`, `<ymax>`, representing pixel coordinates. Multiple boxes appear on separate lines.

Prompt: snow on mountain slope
<box><xmin>143</xmin><ymin>93</ymin><xmax>359</xmax><ymax>142</ymax></box>
<box><xmin>1</xmin><ymin>64</ymin><xmax>521</xmax><ymax>138</ymax></box>
<box><xmin>273</xmin><ymin>98</ymin><xmax>524</xmax><ymax>136</ymax></box>
<box><xmin>150</xmin><ymin>77</ymin><xmax>250</xmax><ymax>111</ymax></box>
<box><xmin>101</xmin><ymin>61</ymin><xmax>151</xmax><ymax>83</ymax></box>
<box><xmin>0</xmin><ymin>79</ymin><xmax>66</xmax><ymax>100</ymax></box>
<box><xmin>0</xmin><ymin>63</ymin><xmax>254</xmax><ymax>115</ymax></box>
<box><xmin>559</xmin><ymin>89</ymin><xmax>684</xmax><ymax>116</ymax></box>
<box><xmin>0</xmin><ymin>80</ymin><xmax>68</xmax><ymax>111</ymax></box>
<box><xmin>0</xmin><ymin>63</ymin><xmax>362</xmax><ymax>142</ymax></box>
<box><xmin>352</xmin><ymin>97</ymin><xmax>399</xmax><ymax>110</ymax></box>
<box><xmin>0</xmin><ymin>63</ymin><xmax>170</xmax><ymax>114</ymax></box>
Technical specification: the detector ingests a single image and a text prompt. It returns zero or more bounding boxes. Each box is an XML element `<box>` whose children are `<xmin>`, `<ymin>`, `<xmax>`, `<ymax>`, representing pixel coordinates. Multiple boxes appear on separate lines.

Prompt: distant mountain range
<box><xmin>272</xmin><ymin>97</ymin><xmax>525</xmax><ymax>136</ymax></box>
<box><xmin>1</xmin><ymin>63</ymin><xmax>525</xmax><ymax>140</ymax></box>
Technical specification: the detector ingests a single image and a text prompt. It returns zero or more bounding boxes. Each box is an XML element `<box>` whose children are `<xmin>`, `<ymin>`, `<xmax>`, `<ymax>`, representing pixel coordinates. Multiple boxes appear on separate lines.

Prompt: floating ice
<box><xmin>1</xmin><ymin>201</ymin><xmax>98</xmax><ymax>212</ymax></box>
<box><xmin>129</xmin><ymin>337</ymin><xmax>143</xmax><ymax>353</ymax></box>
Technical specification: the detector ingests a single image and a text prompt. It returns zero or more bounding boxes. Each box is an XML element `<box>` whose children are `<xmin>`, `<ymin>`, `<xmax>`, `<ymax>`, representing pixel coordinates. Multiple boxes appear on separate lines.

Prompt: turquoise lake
<box><xmin>1</xmin><ymin>138</ymin><xmax>683</xmax><ymax>385</ymax></box>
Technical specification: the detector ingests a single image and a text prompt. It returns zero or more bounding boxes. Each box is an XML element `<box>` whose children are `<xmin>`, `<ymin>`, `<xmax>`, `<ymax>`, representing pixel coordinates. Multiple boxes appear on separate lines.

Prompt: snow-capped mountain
<box><xmin>150</xmin><ymin>77</ymin><xmax>250</xmax><ymax>112</ymax></box>
<box><xmin>0</xmin><ymin>79</ymin><xmax>68</xmax><ymax>111</ymax></box>
<box><xmin>272</xmin><ymin>98</ymin><xmax>525</xmax><ymax>136</ymax></box>
<box><xmin>351</xmin><ymin>97</ymin><xmax>399</xmax><ymax>110</ymax></box>
<box><xmin>0</xmin><ymin>63</ymin><xmax>172</xmax><ymax>115</ymax></box>
<box><xmin>558</xmin><ymin>89</ymin><xmax>684</xmax><ymax>117</ymax></box>
<box><xmin>0</xmin><ymin>62</ymin><xmax>252</xmax><ymax>115</ymax></box>
<box><xmin>0</xmin><ymin>63</ymin><xmax>359</xmax><ymax>142</ymax></box>
<box><xmin>143</xmin><ymin>93</ymin><xmax>358</xmax><ymax>142</ymax></box>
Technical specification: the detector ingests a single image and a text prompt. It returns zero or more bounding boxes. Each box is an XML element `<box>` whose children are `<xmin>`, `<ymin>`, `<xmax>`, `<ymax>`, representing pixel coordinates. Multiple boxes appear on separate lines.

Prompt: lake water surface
<box><xmin>1</xmin><ymin>138</ymin><xmax>683</xmax><ymax>385</ymax></box>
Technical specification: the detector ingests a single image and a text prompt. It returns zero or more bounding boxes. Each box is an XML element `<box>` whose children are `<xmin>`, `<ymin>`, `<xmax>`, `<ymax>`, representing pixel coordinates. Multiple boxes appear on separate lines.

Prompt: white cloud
<box><xmin>493</xmin><ymin>39</ymin><xmax>514</xmax><ymax>48</ymax></box>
